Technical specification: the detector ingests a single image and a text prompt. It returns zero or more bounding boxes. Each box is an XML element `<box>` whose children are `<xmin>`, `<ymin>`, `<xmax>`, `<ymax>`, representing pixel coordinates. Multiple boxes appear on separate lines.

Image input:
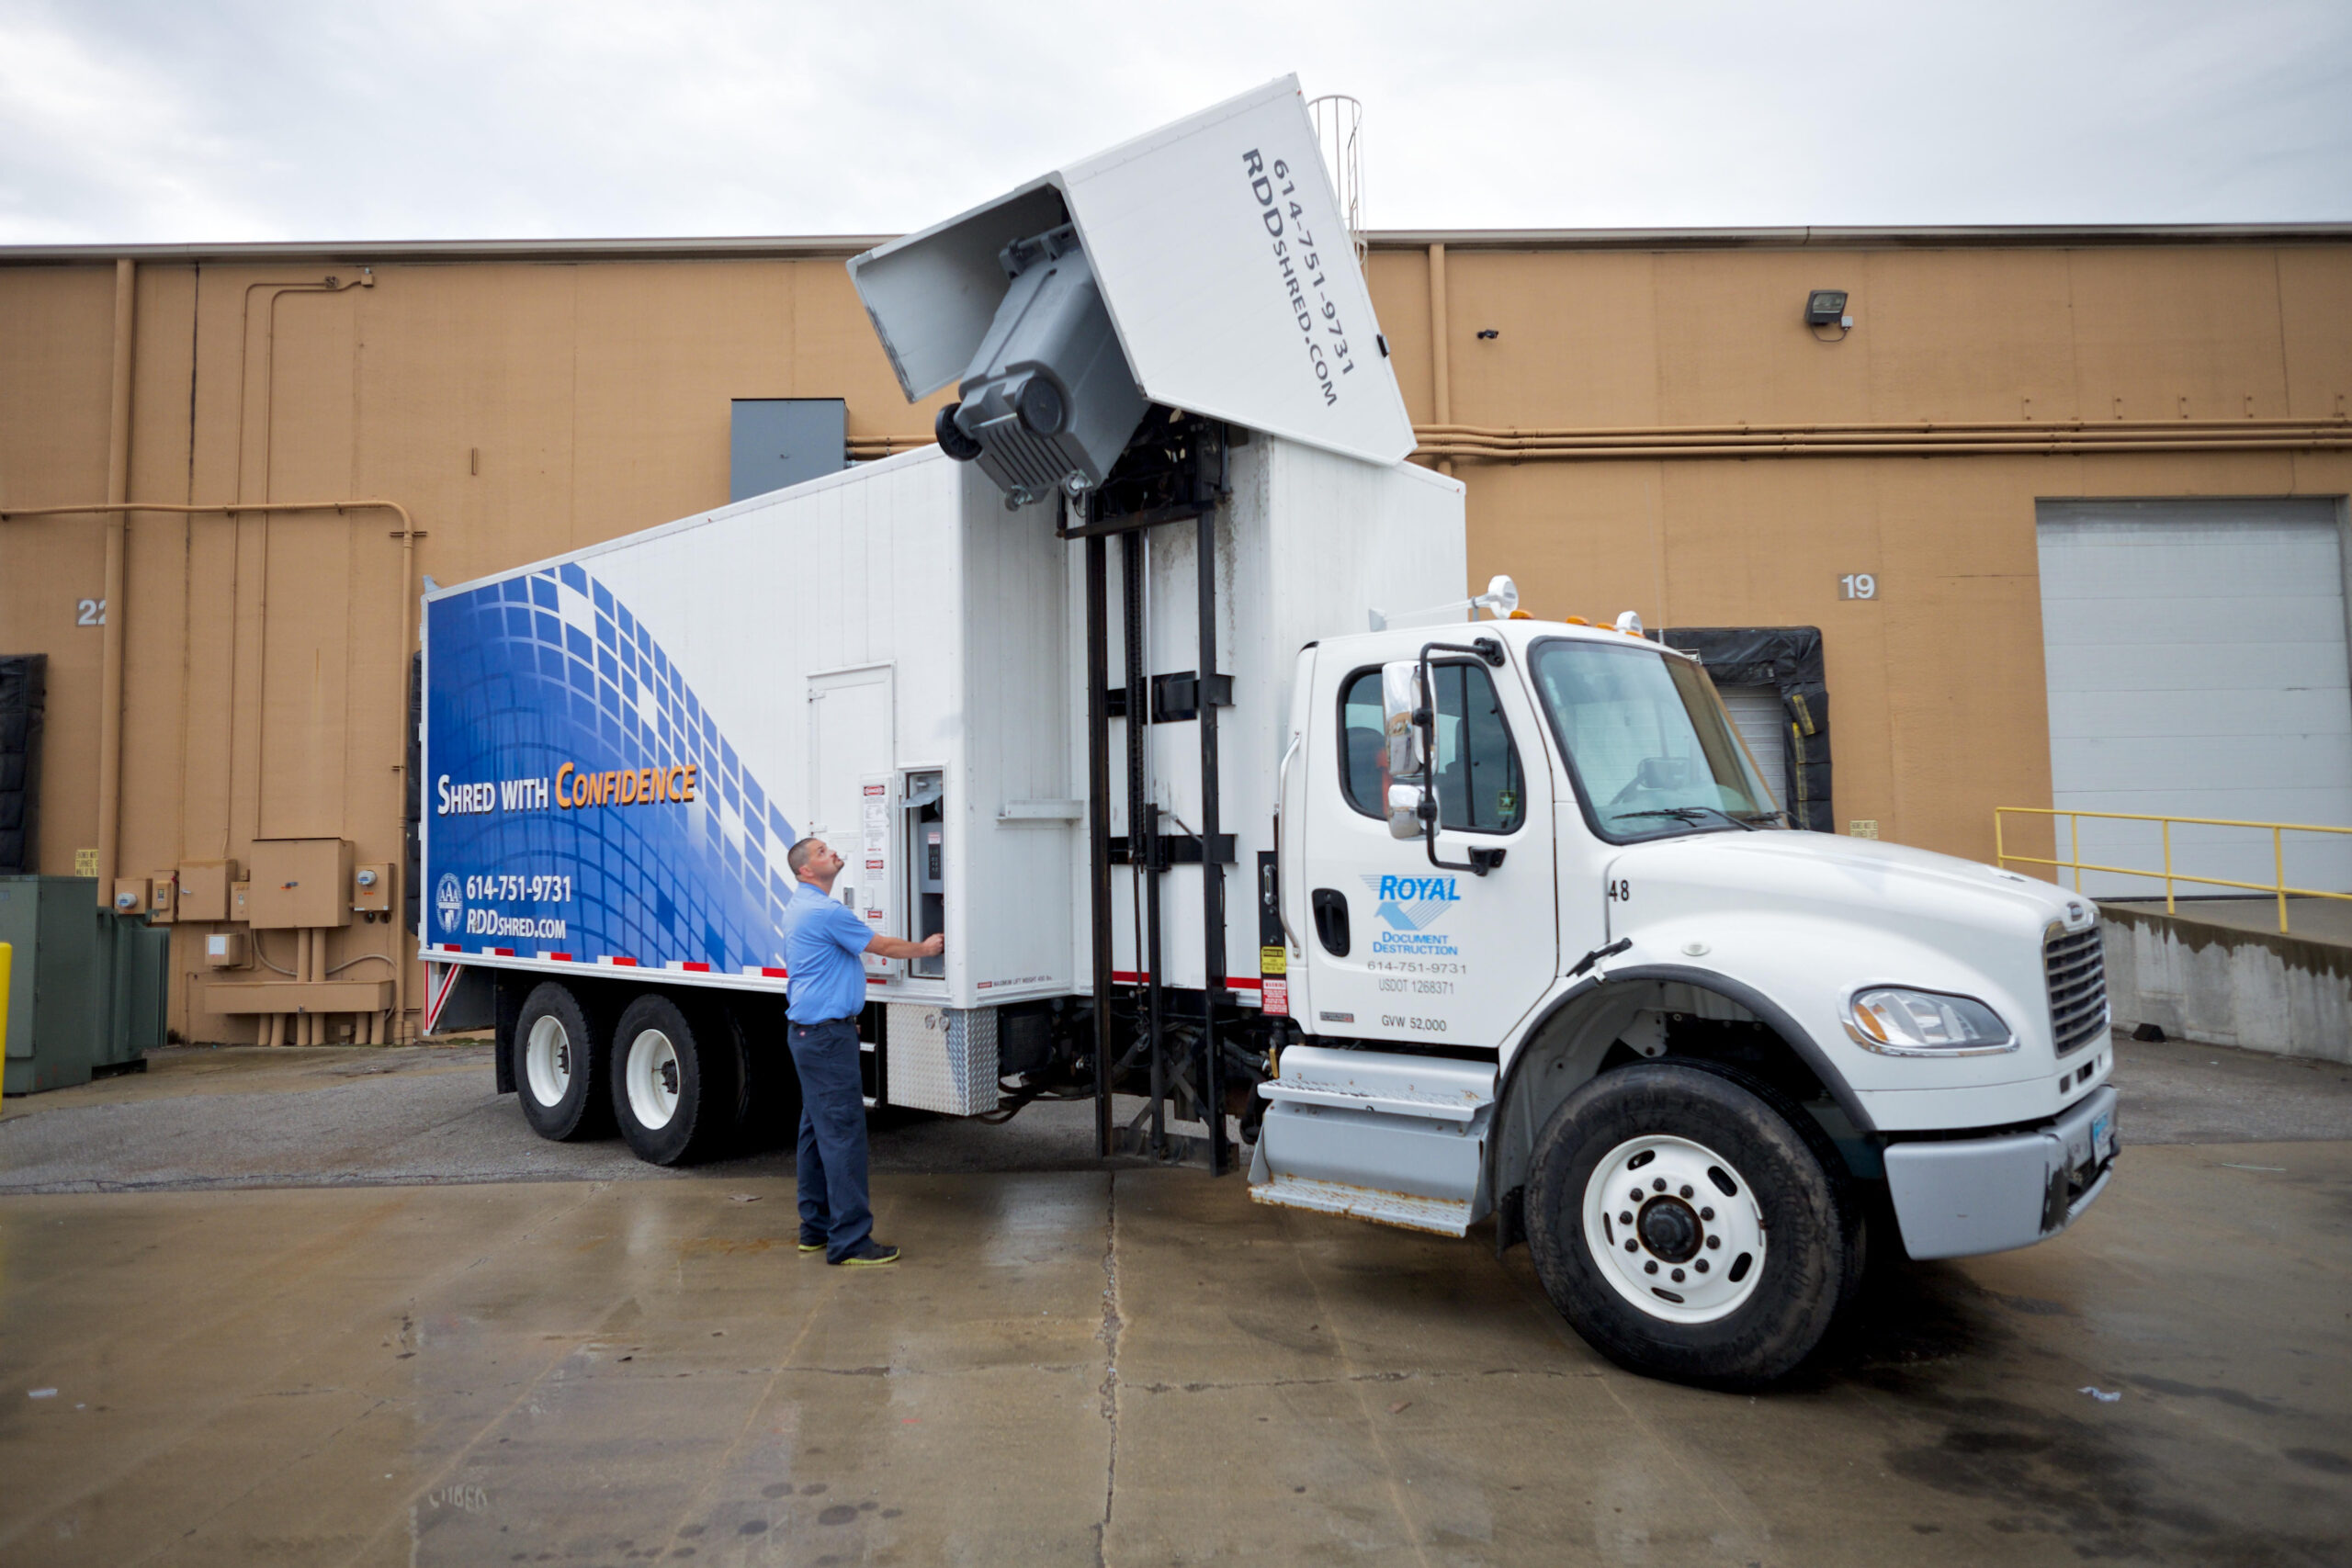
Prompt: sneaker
<box><xmin>830</xmin><ymin>1239</ymin><xmax>900</xmax><ymax>1268</ymax></box>
<box><xmin>797</xmin><ymin>1236</ymin><xmax>825</xmax><ymax>1255</ymax></box>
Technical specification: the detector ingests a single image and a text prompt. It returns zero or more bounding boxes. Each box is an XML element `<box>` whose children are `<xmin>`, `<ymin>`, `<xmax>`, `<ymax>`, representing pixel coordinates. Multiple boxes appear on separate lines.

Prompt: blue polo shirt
<box><xmin>781</xmin><ymin>880</ymin><xmax>874</xmax><ymax>1023</ymax></box>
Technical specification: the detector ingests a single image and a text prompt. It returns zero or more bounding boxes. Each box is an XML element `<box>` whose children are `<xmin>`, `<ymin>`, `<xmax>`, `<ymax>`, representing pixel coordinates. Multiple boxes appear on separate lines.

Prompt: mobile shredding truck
<box><xmin>420</xmin><ymin>78</ymin><xmax>2117</xmax><ymax>1385</ymax></box>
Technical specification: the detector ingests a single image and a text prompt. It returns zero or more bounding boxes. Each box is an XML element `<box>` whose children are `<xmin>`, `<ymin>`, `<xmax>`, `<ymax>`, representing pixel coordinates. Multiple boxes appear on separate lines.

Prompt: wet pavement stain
<box><xmin>2128</xmin><ymin>1375</ymin><xmax>2286</xmax><ymax>1416</ymax></box>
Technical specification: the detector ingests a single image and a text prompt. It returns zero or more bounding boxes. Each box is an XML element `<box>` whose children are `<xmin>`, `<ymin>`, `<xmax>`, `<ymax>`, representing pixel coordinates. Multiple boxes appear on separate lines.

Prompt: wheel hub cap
<box><xmin>525</xmin><ymin>1017</ymin><xmax>571</xmax><ymax>1108</ymax></box>
<box><xmin>626</xmin><ymin>1030</ymin><xmax>682</xmax><ymax>1132</ymax></box>
<box><xmin>1582</xmin><ymin>1134</ymin><xmax>1769</xmax><ymax>1325</ymax></box>
<box><xmin>1637</xmin><ymin>1196</ymin><xmax>1702</xmax><ymax>1262</ymax></box>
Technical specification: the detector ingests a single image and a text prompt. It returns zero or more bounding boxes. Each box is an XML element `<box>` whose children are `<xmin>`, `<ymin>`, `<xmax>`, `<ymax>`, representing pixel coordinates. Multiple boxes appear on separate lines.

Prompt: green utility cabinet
<box><xmin>0</xmin><ymin>875</ymin><xmax>168</xmax><ymax>1095</ymax></box>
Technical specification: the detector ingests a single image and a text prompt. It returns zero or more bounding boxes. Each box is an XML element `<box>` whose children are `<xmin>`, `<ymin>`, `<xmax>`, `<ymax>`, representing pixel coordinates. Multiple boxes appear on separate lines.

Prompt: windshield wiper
<box><xmin>1614</xmin><ymin>806</ymin><xmax>1760</xmax><ymax>831</ymax></box>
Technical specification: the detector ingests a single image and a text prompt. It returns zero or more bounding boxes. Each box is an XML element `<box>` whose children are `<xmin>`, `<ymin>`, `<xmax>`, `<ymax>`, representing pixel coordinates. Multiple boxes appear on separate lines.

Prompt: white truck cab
<box><xmin>1254</xmin><ymin>615</ymin><xmax>2118</xmax><ymax>1386</ymax></box>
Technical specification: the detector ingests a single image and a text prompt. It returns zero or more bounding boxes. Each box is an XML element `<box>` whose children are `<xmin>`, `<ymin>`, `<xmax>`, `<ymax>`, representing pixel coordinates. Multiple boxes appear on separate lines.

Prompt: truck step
<box><xmin>1248</xmin><ymin>1174</ymin><xmax>1476</xmax><ymax>1238</ymax></box>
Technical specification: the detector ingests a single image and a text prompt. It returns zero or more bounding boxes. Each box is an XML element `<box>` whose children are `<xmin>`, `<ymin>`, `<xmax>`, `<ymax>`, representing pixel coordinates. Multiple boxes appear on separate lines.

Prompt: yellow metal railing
<box><xmin>1995</xmin><ymin>807</ymin><xmax>2352</xmax><ymax>935</ymax></box>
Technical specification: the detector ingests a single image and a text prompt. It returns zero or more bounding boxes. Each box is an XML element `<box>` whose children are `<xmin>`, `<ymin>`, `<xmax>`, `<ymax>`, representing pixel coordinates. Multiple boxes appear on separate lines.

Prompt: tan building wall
<box><xmin>4</xmin><ymin>228</ymin><xmax>2348</xmax><ymax>1043</ymax></box>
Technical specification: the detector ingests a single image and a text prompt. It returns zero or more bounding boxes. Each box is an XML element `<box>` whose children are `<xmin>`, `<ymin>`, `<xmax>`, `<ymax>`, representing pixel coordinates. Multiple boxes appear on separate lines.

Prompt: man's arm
<box><xmin>865</xmin><ymin>931</ymin><xmax>944</xmax><ymax>960</ymax></box>
<box><xmin>812</xmin><ymin>897</ymin><xmax>939</xmax><ymax>961</ymax></box>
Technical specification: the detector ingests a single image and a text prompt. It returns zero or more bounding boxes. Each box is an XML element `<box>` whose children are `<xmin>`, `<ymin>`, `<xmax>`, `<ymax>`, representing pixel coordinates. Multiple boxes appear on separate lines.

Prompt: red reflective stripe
<box><xmin>548</xmin><ymin>953</ymin><xmax>573</xmax><ymax>962</ymax></box>
<box><xmin>438</xmin><ymin>942</ymin><xmax>460</xmax><ymax>953</ymax></box>
<box><xmin>761</xmin><ymin>965</ymin><xmax>788</xmax><ymax>978</ymax></box>
<box><xmin>682</xmin><ymin>961</ymin><xmax>711</xmax><ymax>973</ymax></box>
<box><xmin>1114</xmin><ymin>969</ymin><xmax>1261</xmax><ymax>989</ymax></box>
<box><xmin>610</xmin><ymin>956</ymin><xmax>638</xmax><ymax>967</ymax></box>
<box><xmin>489</xmin><ymin>947</ymin><xmax>514</xmax><ymax>957</ymax></box>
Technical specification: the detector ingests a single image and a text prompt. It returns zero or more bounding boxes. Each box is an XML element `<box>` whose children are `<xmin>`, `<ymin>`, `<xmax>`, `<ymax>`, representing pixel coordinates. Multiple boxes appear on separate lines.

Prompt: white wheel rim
<box><xmin>524</xmin><ymin>1015</ymin><xmax>571</xmax><ymax>1108</ymax></box>
<box><xmin>1582</xmin><ymin>1134</ymin><xmax>1768</xmax><ymax>1325</ymax></box>
<box><xmin>624</xmin><ymin>1029</ymin><xmax>682</xmax><ymax>1132</ymax></box>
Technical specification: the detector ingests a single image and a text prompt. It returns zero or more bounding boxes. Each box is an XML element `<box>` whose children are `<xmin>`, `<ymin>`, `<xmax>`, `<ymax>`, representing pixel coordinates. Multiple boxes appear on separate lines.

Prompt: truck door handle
<box><xmin>1311</xmin><ymin>888</ymin><xmax>1351</xmax><ymax>956</ymax></box>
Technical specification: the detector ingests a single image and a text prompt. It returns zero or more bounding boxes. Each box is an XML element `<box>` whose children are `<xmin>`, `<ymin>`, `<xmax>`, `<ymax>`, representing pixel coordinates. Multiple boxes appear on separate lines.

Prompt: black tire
<box><xmin>727</xmin><ymin>994</ymin><xmax>803</xmax><ymax>1153</ymax></box>
<box><xmin>610</xmin><ymin>992</ymin><xmax>741</xmax><ymax>1167</ymax></box>
<box><xmin>513</xmin><ymin>981</ymin><xmax>612</xmax><ymax>1142</ymax></box>
<box><xmin>1524</xmin><ymin>1061</ymin><xmax>1856</xmax><ymax>1389</ymax></box>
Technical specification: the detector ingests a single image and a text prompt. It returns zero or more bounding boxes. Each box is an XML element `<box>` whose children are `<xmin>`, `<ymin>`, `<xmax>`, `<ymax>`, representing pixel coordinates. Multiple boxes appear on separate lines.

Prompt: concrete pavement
<box><xmin>1</xmin><ymin>1038</ymin><xmax>2347</xmax><ymax>1565</ymax></box>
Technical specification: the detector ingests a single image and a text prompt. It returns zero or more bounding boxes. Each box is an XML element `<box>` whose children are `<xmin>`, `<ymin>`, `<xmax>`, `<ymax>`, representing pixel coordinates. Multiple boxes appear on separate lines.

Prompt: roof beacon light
<box><xmin>1373</xmin><ymin>572</ymin><xmax>1520</xmax><ymax>632</ymax></box>
<box><xmin>1615</xmin><ymin>610</ymin><xmax>1645</xmax><ymax>637</ymax></box>
<box><xmin>1474</xmin><ymin>575</ymin><xmax>1520</xmax><ymax>619</ymax></box>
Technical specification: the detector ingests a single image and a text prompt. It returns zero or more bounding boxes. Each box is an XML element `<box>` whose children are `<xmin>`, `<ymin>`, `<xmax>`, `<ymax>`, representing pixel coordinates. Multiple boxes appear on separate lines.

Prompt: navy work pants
<box><xmin>788</xmin><ymin>1019</ymin><xmax>873</xmax><ymax>1261</ymax></box>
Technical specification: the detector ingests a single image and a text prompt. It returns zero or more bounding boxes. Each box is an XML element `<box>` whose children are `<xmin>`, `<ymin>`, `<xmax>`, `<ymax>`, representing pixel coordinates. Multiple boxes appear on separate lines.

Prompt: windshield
<box><xmin>1528</xmin><ymin>638</ymin><xmax>1783</xmax><ymax>840</ymax></box>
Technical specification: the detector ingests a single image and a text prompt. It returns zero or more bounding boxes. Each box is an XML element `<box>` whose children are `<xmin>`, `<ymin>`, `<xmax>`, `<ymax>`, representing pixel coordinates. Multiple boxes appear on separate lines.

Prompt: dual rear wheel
<box><xmin>510</xmin><ymin>982</ymin><xmax>773</xmax><ymax>1166</ymax></box>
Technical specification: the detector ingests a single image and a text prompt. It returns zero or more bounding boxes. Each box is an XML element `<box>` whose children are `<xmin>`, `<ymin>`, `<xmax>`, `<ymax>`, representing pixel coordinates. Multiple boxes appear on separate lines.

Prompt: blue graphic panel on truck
<box><xmin>424</xmin><ymin>564</ymin><xmax>796</xmax><ymax>972</ymax></box>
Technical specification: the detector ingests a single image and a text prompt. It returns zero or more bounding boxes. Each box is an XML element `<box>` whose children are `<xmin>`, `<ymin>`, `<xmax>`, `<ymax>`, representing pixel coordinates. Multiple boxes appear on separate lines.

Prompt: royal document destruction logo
<box><xmin>1361</xmin><ymin>874</ymin><xmax>1461</xmax><ymax>956</ymax></box>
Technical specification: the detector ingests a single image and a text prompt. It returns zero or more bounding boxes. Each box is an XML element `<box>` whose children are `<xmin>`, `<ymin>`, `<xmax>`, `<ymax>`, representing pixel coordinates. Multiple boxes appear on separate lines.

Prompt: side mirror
<box><xmin>1381</xmin><ymin>660</ymin><xmax>1426</xmax><ymax>781</ymax></box>
<box><xmin>1386</xmin><ymin>783</ymin><xmax>1426</xmax><ymax>840</ymax></box>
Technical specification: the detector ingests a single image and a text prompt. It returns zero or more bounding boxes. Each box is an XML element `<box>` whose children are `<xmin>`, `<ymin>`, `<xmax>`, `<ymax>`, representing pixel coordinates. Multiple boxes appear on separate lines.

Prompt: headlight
<box><xmin>1844</xmin><ymin>987</ymin><xmax>2015</xmax><ymax>1055</ymax></box>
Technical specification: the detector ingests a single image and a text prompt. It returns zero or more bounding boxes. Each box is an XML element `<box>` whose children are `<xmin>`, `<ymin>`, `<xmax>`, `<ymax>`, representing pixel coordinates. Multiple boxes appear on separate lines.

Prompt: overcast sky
<box><xmin>3</xmin><ymin>0</ymin><xmax>2347</xmax><ymax>245</ymax></box>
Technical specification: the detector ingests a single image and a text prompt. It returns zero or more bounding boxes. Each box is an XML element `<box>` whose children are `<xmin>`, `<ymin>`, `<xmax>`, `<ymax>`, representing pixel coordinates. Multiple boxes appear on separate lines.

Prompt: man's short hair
<box><xmin>786</xmin><ymin>837</ymin><xmax>825</xmax><ymax>877</ymax></box>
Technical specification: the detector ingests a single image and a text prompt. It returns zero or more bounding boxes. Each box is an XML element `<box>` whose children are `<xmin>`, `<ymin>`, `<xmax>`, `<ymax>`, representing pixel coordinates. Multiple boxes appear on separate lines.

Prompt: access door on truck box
<box><xmin>808</xmin><ymin>665</ymin><xmax>896</xmax><ymax>972</ymax></box>
<box><xmin>1295</xmin><ymin>644</ymin><xmax>1558</xmax><ymax>1048</ymax></box>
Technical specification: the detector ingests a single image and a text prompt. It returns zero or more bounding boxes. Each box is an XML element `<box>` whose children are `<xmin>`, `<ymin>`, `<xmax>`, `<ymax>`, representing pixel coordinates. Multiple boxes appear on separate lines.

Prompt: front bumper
<box><xmin>1883</xmin><ymin>1085</ymin><xmax>2118</xmax><ymax>1261</ymax></box>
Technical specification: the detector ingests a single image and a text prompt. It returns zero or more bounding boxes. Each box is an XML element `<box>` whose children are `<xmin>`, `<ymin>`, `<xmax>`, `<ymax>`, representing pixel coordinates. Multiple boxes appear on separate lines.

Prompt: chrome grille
<box><xmin>2045</xmin><ymin>923</ymin><xmax>2109</xmax><ymax>1057</ymax></box>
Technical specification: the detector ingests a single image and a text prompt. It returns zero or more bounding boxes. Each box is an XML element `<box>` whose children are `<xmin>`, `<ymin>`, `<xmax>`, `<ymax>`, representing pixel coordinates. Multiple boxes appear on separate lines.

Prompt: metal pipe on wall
<box><xmin>842</xmin><ymin>413</ymin><xmax>2352</xmax><ymax>465</ymax></box>
<box><xmin>1426</xmin><ymin>244</ymin><xmax>1452</xmax><ymax>479</ymax></box>
<box><xmin>96</xmin><ymin>259</ymin><xmax>136</xmax><ymax>907</ymax></box>
<box><xmin>1415</xmin><ymin>429</ymin><xmax>2352</xmax><ymax>462</ymax></box>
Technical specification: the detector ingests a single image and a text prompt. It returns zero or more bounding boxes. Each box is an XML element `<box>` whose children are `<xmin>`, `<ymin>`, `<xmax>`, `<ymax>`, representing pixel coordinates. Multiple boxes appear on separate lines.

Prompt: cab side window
<box><xmin>1339</xmin><ymin>663</ymin><xmax>1524</xmax><ymax>833</ymax></box>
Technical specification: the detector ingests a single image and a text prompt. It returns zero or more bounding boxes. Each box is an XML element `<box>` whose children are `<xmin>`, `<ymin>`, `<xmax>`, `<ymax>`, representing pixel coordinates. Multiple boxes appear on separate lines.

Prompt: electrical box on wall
<box><xmin>246</xmin><ymin>839</ymin><xmax>354</xmax><ymax>929</ymax></box>
<box><xmin>147</xmin><ymin>874</ymin><xmax>175</xmax><ymax>923</ymax></box>
<box><xmin>231</xmin><ymin>881</ymin><xmax>251</xmax><ymax>921</ymax></box>
<box><xmin>111</xmin><ymin>878</ymin><xmax>148</xmax><ymax>915</ymax></box>
<box><xmin>203</xmin><ymin>930</ymin><xmax>249</xmax><ymax>969</ymax></box>
<box><xmin>352</xmin><ymin>863</ymin><xmax>393</xmax><ymax>915</ymax></box>
<box><xmin>176</xmin><ymin>859</ymin><xmax>238</xmax><ymax>921</ymax></box>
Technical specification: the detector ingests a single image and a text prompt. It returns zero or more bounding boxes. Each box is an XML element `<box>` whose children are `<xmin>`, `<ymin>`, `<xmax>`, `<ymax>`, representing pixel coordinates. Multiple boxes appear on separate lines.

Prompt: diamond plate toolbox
<box><xmin>885</xmin><ymin>1003</ymin><xmax>998</xmax><ymax>1116</ymax></box>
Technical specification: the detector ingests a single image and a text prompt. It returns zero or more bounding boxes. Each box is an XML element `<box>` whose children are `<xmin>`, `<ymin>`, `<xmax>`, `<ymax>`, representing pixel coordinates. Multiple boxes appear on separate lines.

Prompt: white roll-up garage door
<box><xmin>2037</xmin><ymin>498</ymin><xmax>2352</xmax><ymax>898</ymax></box>
<box><xmin>1717</xmin><ymin>685</ymin><xmax>1789</xmax><ymax>814</ymax></box>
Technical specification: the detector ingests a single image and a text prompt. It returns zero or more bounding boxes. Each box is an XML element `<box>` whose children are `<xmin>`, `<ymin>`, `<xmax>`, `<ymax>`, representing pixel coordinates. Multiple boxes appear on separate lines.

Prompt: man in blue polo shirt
<box><xmin>780</xmin><ymin>836</ymin><xmax>944</xmax><ymax>1267</ymax></box>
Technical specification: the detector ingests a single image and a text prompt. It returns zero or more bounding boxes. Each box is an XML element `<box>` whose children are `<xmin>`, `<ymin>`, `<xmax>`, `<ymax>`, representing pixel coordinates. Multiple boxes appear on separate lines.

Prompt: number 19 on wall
<box><xmin>1838</xmin><ymin>573</ymin><xmax>1877</xmax><ymax>601</ymax></box>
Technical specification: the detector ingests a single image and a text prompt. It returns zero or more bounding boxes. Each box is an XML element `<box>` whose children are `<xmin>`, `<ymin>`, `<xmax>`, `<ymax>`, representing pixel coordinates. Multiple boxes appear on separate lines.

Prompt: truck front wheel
<box><xmin>611</xmin><ymin>993</ymin><xmax>742</xmax><ymax>1167</ymax></box>
<box><xmin>1524</xmin><ymin>1062</ymin><xmax>1853</xmax><ymax>1388</ymax></box>
<box><xmin>514</xmin><ymin>981</ymin><xmax>612</xmax><ymax>1142</ymax></box>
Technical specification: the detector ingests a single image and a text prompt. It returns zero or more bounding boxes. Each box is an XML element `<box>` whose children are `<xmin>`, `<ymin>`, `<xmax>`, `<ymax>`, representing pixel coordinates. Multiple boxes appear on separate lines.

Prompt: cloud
<box><xmin>0</xmin><ymin>0</ymin><xmax>2345</xmax><ymax>244</ymax></box>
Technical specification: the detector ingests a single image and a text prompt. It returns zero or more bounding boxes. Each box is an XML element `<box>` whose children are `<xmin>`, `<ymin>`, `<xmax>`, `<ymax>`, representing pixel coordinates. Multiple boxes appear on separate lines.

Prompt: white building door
<box><xmin>1716</xmin><ymin>685</ymin><xmax>1789</xmax><ymax>816</ymax></box>
<box><xmin>2037</xmin><ymin>499</ymin><xmax>2352</xmax><ymax>899</ymax></box>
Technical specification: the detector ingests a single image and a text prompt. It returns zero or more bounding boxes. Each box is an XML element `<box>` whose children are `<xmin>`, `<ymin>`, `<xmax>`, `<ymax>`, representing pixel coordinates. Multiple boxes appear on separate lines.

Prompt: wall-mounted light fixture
<box><xmin>1804</xmin><ymin>289</ymin><xmax>1850</xmax><ymax>326</ymax></box>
